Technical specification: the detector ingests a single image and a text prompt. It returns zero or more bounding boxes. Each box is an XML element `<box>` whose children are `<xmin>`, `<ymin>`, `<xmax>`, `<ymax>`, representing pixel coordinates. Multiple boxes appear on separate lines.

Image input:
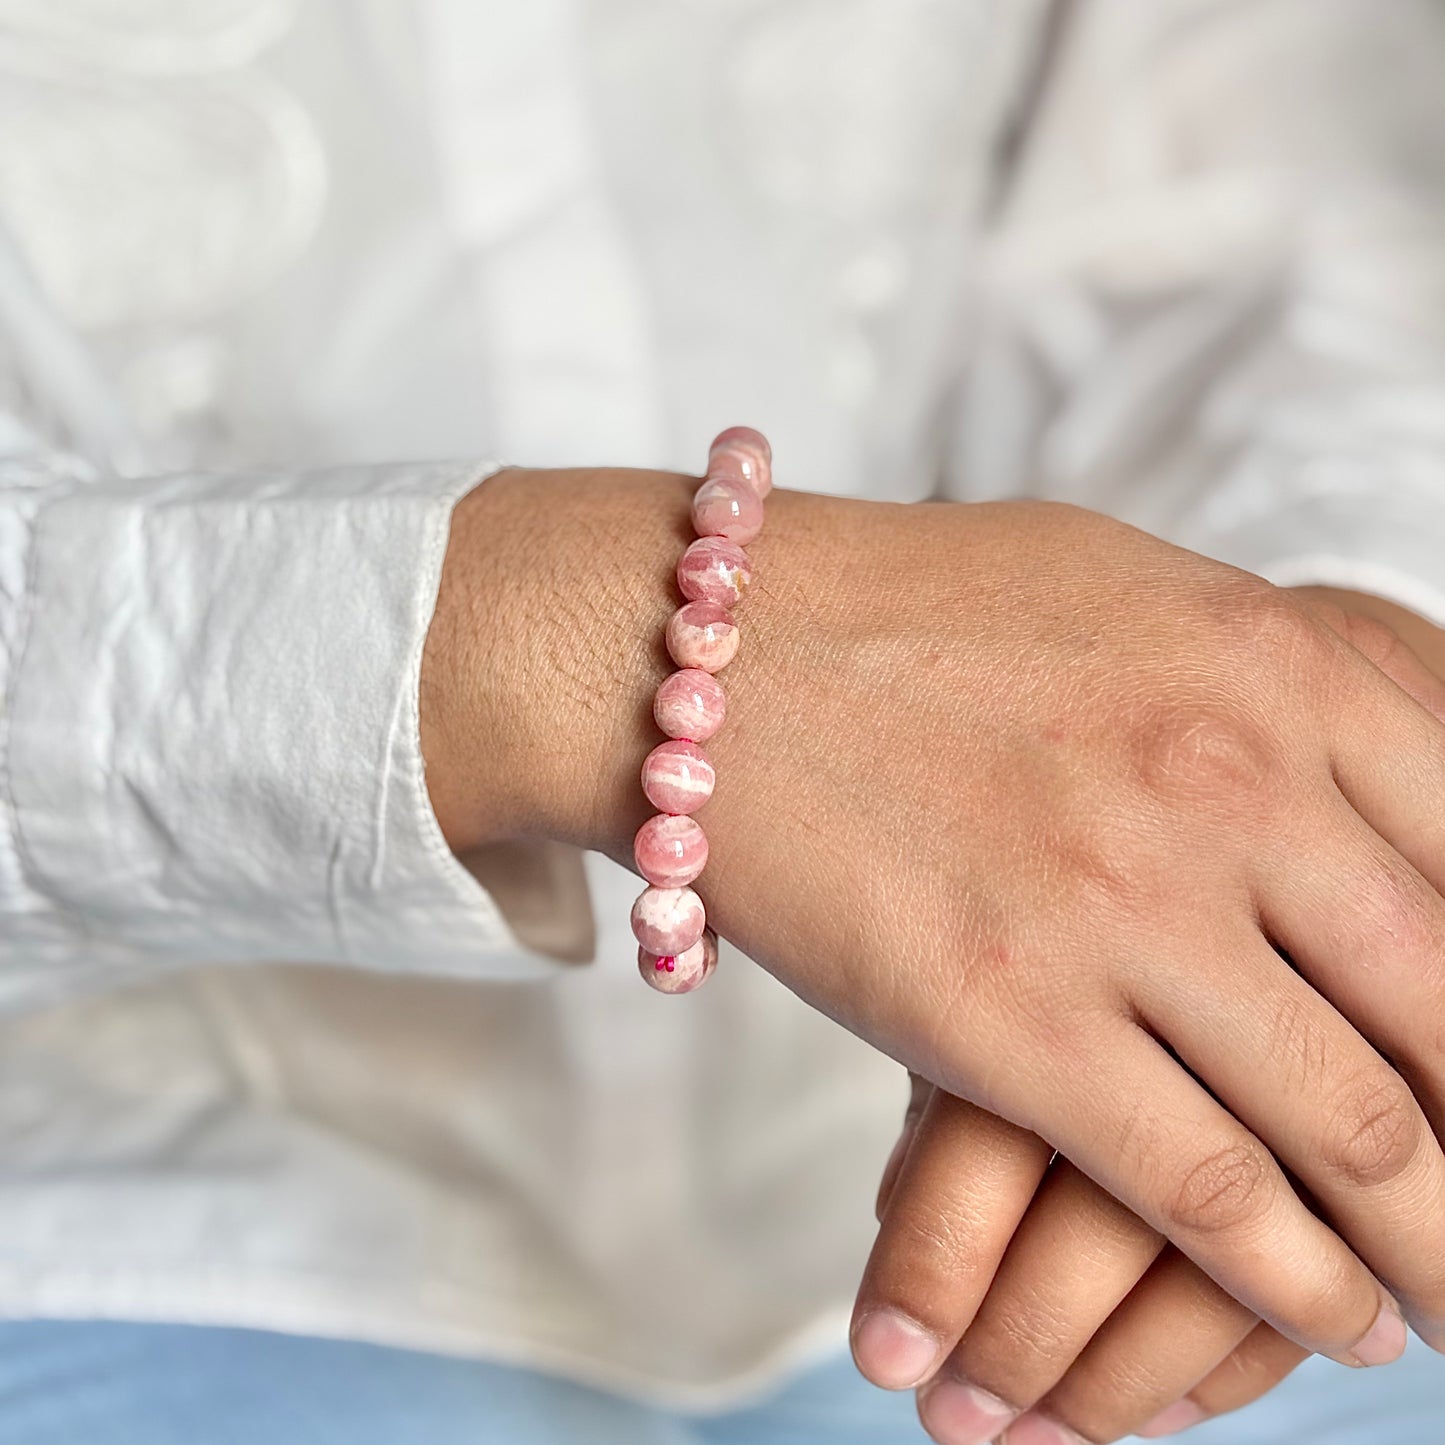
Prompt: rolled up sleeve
<box><xmin>0</xmin><ymin>456</ymin><xmax>563</xmax><ymax>1011</ymax></box>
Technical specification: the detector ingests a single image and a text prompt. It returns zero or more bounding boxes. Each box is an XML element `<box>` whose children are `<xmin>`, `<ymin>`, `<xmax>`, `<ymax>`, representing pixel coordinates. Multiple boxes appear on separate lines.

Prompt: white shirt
<box><xmin>1</xmin><ymin>0</ymin><xmax>1444</xmax><ymax>1407</ymax></box>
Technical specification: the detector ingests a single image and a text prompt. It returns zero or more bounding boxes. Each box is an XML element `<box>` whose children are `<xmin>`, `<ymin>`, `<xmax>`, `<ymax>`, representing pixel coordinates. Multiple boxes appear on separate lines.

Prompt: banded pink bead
<box><xmin>634</xmin><ymin>813</ymin><xmax>709</xmax><ymax>888</ymax></box>
<box><xmin>641</xmin><ymin>739</ymin><xmax>715</xmax><ymax>815</ymax></box>
<box><xmin>653</xmin><ymin>668</ymin><xmax>727</xmax><ymax>741</ymax></box>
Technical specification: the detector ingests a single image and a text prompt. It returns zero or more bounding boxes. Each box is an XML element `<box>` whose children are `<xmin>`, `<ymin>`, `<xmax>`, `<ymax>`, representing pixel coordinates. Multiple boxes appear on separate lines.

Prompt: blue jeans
<box><xmin>0</xmin><ymin>1321</ymin><xmax>1437</xmax><ymax>1443</ymax></box>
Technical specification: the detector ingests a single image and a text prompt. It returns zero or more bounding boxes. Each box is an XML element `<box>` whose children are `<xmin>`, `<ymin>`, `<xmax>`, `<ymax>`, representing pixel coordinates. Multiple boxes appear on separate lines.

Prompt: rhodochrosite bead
<box><xmin>634</xmin><ymin>813</ymin><xmax>709</xmax><ymax>887</ymax></box>
<box><xmin>638</xmin><ymin>928</ymin><xmax>718</xmax><ymax>995</ymax></box>
<box><xmin>677</xmin><ymin>536</ymin><xmax>752</xmax><ymax>607</ymax></box>
<box><xmin>653</xmin><ymin>668</ymin><xmax>726</xmax><ymax>741</ymax></box>
<box><xmin>692</xmin><ymin>476</ymin><xmax>764</xmax><ymax>545</ymax></box>
<box><xmin>641</xmin><ymin>739</ymin><xmax>715</xmax><ymax>814</ymax></box>
<box><xmin>631</xmin><ymin>885</ymin><xmax>706</xmax><ymax>956</ymax></box>
<box><xmin>666</xmin><ymin>601</ymin><xmax>739</xmax><ymax>672</ymax></box>
<box><xmin>709</xmin><ymin>426</ymin><xmax>772</xmax><ymax>498</ymax></box>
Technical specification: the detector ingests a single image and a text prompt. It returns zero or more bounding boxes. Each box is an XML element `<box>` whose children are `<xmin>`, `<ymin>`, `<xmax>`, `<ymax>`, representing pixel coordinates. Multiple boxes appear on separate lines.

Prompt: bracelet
<box><xmin>630</xmin><ymin>426</ymin><xmax>772</xmax><ymax>994</ymax></box>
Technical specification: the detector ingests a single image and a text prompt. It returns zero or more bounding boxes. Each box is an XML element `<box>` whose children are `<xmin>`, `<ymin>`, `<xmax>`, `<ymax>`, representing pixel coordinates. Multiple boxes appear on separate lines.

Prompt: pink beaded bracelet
<box><xmin>630</xmin><ymin>425</ymin><xmax>772</xmax><ymax>994</ymax></box>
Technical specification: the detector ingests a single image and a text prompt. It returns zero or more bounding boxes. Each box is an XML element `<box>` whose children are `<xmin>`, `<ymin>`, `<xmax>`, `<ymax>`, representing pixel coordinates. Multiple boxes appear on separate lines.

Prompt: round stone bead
<box><xmin>653</xmin><ymin>667</ymin><xmax>727</xmax><ymax>741</ymax></box>
<box><xmin>709</xmin><ymin>426</ymin><xmax>772</xmax><ymax>498</ymax></box>
<box><xmin>641</xmin><ymin>739</ymin><xmax>715</xmax><ymax>815</ymax></box>
<box><xmin>634</xmin><ymin>813</ymin><xmax>709</xmax><ymax>887</ymax></box>
<box><xmin>630</xmin><ymin>885</ymin><xmax>706</xmax><ymax>956</ymax></box>
<box><xmin>666</xmin><ymin>601</ymin><xmax>739</xmax><ymax>673</ymax></box>
<box><xmin>677</xmin><ymin>536</ymin><xmax>752</xmax><ymax>607</ymax></box>
<box><xmin>638</xmin><ymin>928</ymin><xmax>718</xmax><ymax>995</ymax></box>
<box><xmin>692</xmin><ymin>476</ymin><xmax>764</xmax><ymax>545</ymax></box>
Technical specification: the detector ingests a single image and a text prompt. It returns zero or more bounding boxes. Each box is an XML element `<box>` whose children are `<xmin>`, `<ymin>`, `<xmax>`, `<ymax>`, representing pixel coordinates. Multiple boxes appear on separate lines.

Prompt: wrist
<box><xmin>421</xmin><ymin>466</ymin><xmax>700</xmax><ymax>853</ymax></box>
<box><xmin>421</xmin><ymin>463</ymin><xmax>879</xmax><ymax>888</ymax></box>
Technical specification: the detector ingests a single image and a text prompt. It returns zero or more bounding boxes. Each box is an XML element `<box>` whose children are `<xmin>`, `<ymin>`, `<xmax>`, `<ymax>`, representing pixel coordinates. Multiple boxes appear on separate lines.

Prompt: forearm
<box><xmin>420</xmin><ymin>466</ymin><xmax>696</xmax><ymax>855</ymax></box>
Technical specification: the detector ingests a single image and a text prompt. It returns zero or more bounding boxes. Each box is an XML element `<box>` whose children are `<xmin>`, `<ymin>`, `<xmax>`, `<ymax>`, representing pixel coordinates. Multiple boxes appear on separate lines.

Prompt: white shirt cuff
<box><xmin>3</xmin><ymin>458</ymin><xmax>563</xmax><ymax>995</ymax></box>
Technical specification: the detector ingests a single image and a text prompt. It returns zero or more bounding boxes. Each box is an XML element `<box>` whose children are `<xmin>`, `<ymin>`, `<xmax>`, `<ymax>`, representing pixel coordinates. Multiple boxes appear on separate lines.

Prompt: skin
<box><xmin>854</xmin><ymin>587</ymin><xmax>1445</xmax><ymax>1445</ymax></box>
<box><xmin>421</xmin><ymin>467</ymin><xmax>1445</xmax><ymax>1386</ymax></box>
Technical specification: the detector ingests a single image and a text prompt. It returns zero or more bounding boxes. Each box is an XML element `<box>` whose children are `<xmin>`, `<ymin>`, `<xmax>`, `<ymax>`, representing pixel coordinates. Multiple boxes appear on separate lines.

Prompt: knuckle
<box><xmin>881</xmin><ymin>1207</ymin><xmax>986</xmax><ymax>1289</ymax></box>
<box><xmin>1321</xmin><ymin>1071</ymin><xmax>1422</xmax><ymax>1189</ymax></box>
<box><xmin>1338</xmin><ymin>611</ymin><xmax>1407</xmax><ymax>670</ymax></box>
<box><xmin>967</xmin><ymin>1289</ymin><xmax>1078</xmax><ymax>1373</ymax></box>
<box><xmin>1230</xmin><ymin>588</ymin><xmax>1327</xmax><ymax>670</ymax></box>
<box><xmin>1128</xmin><ymin>700</ymin><xmax>1277</xmax><ymax>810</ymax></box>
<box><xmin>1166</xmin><ymin>1142</ymin><xmax>1276</xmax><ymax>1236</ymax></box>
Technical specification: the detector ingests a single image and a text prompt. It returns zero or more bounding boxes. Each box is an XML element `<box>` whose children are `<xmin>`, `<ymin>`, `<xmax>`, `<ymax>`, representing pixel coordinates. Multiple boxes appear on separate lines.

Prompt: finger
<box><xmin>1012</xmin><ymin>1017</ymin><xmax>1401</xmax><ymax>1369</ymax></box>
<box><xmin>1255</xmin><ymin>803</ymin><xmax>1445</xmax><ymax>1347</ymax></box>
<box><xmin>917</xmin><ymin>1160</ymin><xmax>1163</xmax><ymax>1443</ymax></box>
<box><xmin>1326</xmin><ymin>635</ymin><xmax>1445</xmax><ymax>896</ymax></box>
<box><xmin>1264</xmin><ymin>800</ymin><xmax>1445</xmax><ymax>1138</ymax></box>
<box><xmin>1136</xmin><ymin>932</ymin><xmax>1440</xmax><ymax>1361</ymax></box>
<box><xmin>1142</xmin><ymin>1324</ymin><xmax>1310</xmax><ymax>1437</ymax></box>
<box><xmin>853</xmin><ymin>1092</ymin><xmax>1053</xmax><ymax>1392</ymax></box>
<box><xmin>1296</xmin><ymin>589</ymin><xmax>1445</xmax><ymax>725</ymax></box>
<box><xmin>877</xmin><ymin>1073</ymin><xmax>937</xmax><ymax>1222</ymax></box>
<box><xmin>1013</xmin><ymin>1248</ymin><xmax>1260</xmax><ymax>1443</ymax></box>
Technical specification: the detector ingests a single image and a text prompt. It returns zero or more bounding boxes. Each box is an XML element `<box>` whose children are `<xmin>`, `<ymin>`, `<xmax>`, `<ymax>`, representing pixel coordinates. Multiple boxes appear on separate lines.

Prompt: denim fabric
<box><xmin>0</xmin><ymin>1322</ymin><xmax>1436</xmax><ymax>1444</ymax></box>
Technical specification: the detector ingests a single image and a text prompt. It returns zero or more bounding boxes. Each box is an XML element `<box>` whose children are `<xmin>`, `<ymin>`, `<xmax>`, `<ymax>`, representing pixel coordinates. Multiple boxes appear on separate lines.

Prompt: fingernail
<box><xmin>1350</xmin><ymin>1300</ymin><xmax>1408</xmax><ymax>1367</ymax></box>
<box><xmin>851</xmin><ymin>1310</ymin><xmax>940</xmax><ymax>1390</ymax></box>
<box><xmin>1000</xmin><ymin>1413</ymin><xmax>1090</xmax><ymax>1445</ymax></box>
<box><xmin>918</xmin><ymin>1378</ymin><xmax>1018</xmax><ymax>1445</ymax></box>
<box><xmin>1137</xmin><ymin>1399</ymin><xmax>1208</xmax><ymax>1437</ymax></box>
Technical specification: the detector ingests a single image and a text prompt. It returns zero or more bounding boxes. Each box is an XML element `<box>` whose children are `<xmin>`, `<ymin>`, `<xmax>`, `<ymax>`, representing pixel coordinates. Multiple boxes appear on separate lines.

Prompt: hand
<box><xmin>858</xmin><ymin>1077</ymin><xmax>1307</xmax><ymax>1444</ymax></box>
<box><xmin>849</xmin><ymin>589</ymin><xmax>1445</xmax><ymax>1444</ymax></box>
<box><xmin>423</xmin><ymin>469</ymin><xmax>1445</xmax><ymax>1366</ymax></box>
